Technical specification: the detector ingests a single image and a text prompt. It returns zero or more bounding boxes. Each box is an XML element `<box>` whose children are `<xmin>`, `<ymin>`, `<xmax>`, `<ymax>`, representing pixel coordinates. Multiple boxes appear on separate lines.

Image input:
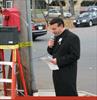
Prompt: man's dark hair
<box><xmin>49</xmin><ymin>17</ymin><xmax>64</xmax><ymax>27</ymax></box>
<box><xmin>0</xmin><ymin>7</ymin><xmax>2</xmax><ymax>13</ymax></box>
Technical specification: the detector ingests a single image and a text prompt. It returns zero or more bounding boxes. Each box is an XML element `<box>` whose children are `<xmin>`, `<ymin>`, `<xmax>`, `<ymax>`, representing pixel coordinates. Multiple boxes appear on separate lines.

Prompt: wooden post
<box><xmin>13</xmin><ymin>0</ymin><xmax>37</xmax><ymax>95</ymax></box>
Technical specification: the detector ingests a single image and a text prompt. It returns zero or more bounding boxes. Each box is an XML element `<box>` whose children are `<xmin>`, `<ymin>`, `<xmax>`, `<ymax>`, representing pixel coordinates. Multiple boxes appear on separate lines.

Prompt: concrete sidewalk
<box><xmin>33</xmin><ymin>89</ymin><xmax>97</xmax><ymax>96</ymax></box>
<box><xmin>0</xmin><ymin>87</ymin><xmax>96</xmax><ymax>96</ymax></box>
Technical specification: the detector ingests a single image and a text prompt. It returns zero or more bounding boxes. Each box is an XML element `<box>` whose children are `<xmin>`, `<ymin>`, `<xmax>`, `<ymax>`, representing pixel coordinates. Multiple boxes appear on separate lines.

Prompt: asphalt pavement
<box><xmin>32</xmin><ymin>26</ymin><xmax>97</xmax><ymax>96</ymax></box>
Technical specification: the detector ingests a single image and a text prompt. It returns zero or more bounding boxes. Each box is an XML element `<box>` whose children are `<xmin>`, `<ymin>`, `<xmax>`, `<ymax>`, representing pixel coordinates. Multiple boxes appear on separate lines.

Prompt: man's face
<box><xmin>49</xmin><ymin>23</ymin><xmax>63</xmax><ymax>36</ymax></box>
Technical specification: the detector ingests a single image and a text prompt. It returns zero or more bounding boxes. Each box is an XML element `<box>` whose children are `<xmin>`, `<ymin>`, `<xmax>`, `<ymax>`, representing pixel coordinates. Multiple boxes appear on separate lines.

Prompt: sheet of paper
<box><xmin>41</xmin><ymin>56</ymin><xmax>59</xmax><ymax>70</ymax></box>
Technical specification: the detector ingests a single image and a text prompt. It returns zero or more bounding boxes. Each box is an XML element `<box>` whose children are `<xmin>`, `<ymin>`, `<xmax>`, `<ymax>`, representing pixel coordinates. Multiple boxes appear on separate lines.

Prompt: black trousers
<box><xmin>53</xmin><ymin>67</ymin><xmax>78</xmax><ymax>96</ymax></box>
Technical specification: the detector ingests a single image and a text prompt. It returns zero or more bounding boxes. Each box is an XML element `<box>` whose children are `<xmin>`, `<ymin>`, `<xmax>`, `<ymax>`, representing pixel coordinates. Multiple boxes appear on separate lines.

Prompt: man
<box><xmin>47</xmin><ymin>17</ymin><xmax>80</xmax><ymax>96</ymax></box>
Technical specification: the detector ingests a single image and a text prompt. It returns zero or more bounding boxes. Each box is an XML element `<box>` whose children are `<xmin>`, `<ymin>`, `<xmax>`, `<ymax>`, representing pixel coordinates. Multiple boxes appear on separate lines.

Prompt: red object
<box><xmin>0</xmin><ymin>50</ymin><xmax>7</xmax><ymax>96</ymax></box>
<box><xmin>15</xmin><ymin>96</ymin><xmax>97</xmax><ymax>100</ymax></box>
<box><xmin>0</xmin><ymin>48</ymin><xmax>28</xmax><ymax>99</ymax></box>
<box><xmin>32</xmin><ymin>25</ymin><xmax>36</xmax><ymax>30</ymax></box>
<box><xmin>16</xmin><ymin>49</ymin><xmax>28</xmax><ymax>96</ymax></box>
<box><xmin>2</xmin><ymin>8</ymin><xmax>21</xmax><ymax>31</ymax></box>
<box><xmin>11</xmin><ymin>49</ymin><xmax>28</xmax><ymax>99</ymax></box>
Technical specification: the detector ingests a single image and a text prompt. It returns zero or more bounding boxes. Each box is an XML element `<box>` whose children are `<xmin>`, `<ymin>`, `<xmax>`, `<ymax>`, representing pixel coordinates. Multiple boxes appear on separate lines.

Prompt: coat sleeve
<box><xmin>57</xmin><ymin>35</ymin><xmax>80</xmax><ymax>67</ymax></box>
<box><xmin>47</xmin><ymin>46</ymin><xmax>54</xmax><ymax>55</ymax></box>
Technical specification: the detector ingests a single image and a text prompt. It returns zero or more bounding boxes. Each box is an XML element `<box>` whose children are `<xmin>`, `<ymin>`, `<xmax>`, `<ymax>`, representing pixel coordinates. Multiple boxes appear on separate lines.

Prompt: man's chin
<box><xmin>55</xmin><ymin>33</ymin><xmax>61</xmax><ymax>36</ymax></box>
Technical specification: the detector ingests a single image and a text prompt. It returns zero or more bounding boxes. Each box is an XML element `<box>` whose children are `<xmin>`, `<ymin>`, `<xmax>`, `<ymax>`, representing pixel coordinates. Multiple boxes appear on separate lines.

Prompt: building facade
<box><xmin>0</xmin><ymin>0</ymin><xmax>97</xmax><ymax>9</ymax></box>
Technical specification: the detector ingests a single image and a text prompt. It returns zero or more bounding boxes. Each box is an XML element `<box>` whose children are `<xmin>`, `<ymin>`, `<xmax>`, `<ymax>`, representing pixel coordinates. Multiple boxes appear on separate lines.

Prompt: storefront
<box><xmin>1</xmin><ymin>0</ymin><xmax>13</xmax><ymax>8</ymax></box>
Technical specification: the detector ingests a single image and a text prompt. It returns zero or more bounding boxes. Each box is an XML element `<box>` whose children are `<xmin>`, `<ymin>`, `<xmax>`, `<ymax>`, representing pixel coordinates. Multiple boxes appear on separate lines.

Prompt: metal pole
<box><xmin>3</xmin><ymin>0</ymin><xmax>6</xmax><ymax>8</ymax></box>
<box><xmin>25</xmin><ymin>0</ymin><xmax>38</xmax><ymax>95</ymax></box>
<box><xmin>58</xmin><ymin>0</ymin><xmax>63</xmax><ymax>17</ymax></box>
<box><xmin>47</xmin><ymin>0</ymin><xmax>49</xmax><ymax>21</ymax></box>
<box><xmin>31</xmin><ymin>0</ymin><xmax>36</xmax><ymax>19</ymax></box>
<box><xmin>69</xmin><ymin>0</ymin><xmax>75</xmax><ymax>15</ymax></box>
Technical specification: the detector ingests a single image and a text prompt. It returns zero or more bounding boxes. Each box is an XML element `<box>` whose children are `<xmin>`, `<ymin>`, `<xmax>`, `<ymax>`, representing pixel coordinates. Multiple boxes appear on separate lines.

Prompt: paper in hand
<box><xmin>41</xmin><ymin>56</ymin><xmax>59</xmax><ymax>70</ymax></box>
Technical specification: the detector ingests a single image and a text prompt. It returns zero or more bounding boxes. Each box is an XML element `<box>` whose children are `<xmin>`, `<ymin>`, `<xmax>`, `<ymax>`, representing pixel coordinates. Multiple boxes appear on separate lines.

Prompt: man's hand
<box><xmin>50</xmin><ymin>58</ymin><xmax>57</xmax><ymax>65</ymax></box>
<box><xmin>48</xmin><ymin>39</ymin><xmax>54</xmax><ymax>48</ymax></box>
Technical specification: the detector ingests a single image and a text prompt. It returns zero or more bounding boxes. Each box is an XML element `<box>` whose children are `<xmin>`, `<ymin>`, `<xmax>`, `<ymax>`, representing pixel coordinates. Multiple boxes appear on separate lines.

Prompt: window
<box><xmin>6</xmin><ymin>1</ymin><xmax>13</xmax><ymax>8</ymax></box>
<box><xmin>92</xmin><ymin>12</ymin><xmax>97</xmax><ymax>17</ymax></box>
<box><xmin>81</xmin><ymin>1</ymin><xmax>97</xmax><ymax>7</ymax></box>
<box><xmin>0</xmin><ymin>1</ymin><xmax>3</xmax><ymax>7</ymax></box>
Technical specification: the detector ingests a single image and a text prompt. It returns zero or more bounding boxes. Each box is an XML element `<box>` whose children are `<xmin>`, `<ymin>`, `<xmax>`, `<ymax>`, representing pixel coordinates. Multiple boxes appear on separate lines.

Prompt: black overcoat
<box><xmin>47</xmin><ymin>29</ymin><xmax>80</xmax><ymax>96</ymax></box>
